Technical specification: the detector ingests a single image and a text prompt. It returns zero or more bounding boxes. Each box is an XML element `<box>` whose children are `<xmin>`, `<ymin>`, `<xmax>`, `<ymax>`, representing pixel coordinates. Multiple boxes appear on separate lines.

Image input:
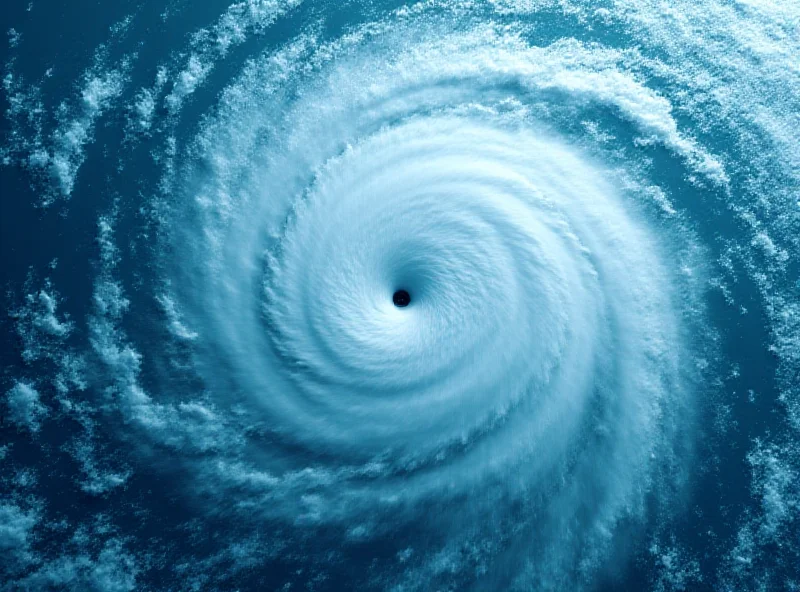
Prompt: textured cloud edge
<box><xmin>1</xmin><ymin>0</ymin><xmax>799</xmax><ymax>590</ymax></box>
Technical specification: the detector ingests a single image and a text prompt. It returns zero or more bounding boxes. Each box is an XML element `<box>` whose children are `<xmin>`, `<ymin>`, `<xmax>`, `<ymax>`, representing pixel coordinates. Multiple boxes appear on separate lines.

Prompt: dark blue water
<box><xmin>1</xmin><ymin>1</ymin><xmax>798</xmax><ymax>590</ymax></box>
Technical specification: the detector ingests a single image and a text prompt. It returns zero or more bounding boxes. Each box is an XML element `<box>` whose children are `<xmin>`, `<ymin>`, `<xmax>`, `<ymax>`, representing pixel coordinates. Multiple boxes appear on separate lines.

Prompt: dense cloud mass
<box><xmin>1</xmin><ymin>0</ymin><xmax>798</xmax><ymax>590</ymax></box>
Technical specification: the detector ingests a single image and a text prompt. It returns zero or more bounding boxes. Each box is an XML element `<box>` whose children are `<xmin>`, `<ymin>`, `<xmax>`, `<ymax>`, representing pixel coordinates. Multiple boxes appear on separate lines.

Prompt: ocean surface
<box><xmin>1</xmin><ymin>1</ymin><xmax>798</xmax><ymax>590</ymax></box>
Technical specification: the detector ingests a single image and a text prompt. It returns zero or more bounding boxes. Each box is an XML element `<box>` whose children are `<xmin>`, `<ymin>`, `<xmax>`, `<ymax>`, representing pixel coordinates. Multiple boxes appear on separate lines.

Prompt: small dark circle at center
<box><xmin>393</xmin><ymin>289</ymin><xmax>411</xmax><ymax>308</ymax></box>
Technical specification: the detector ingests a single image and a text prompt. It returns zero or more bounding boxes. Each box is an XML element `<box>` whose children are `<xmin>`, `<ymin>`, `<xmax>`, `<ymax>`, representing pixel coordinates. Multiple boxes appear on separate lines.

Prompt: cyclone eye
<box><xmin>392</xmin><ymin>289</ymin><xmax>412</xmax><ymax>308</ymax></box>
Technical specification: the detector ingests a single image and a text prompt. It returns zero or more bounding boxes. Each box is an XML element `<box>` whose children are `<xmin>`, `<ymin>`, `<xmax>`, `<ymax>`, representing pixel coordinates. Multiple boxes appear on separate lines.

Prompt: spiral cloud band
<box><xmin>1</xmin><ymin>1</ymin><xmax>798</xmax><ymax>591</ymax></box>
